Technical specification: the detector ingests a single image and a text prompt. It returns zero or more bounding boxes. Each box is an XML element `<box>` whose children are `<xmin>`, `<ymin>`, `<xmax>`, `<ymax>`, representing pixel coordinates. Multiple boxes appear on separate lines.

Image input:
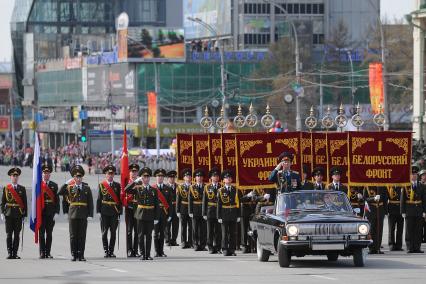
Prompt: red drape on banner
<box><xmin>369</xmin><ymin>62</ymin><xmax>384</xmax><ymax>114</ymax></box>
<box><xmin>326</xmin><ymin>132</ymin><xmax>349</xmax><ymax>184</ymax></box>
<box><xmin>192</xmin><ymin>134</ymin><xmax>210</xmax><ymax>176</ymax></box>
<box><xmin>300</xmin><ymin>132</ymin><xmax>313</xmax><ymax>179</ymax></box>
<box><xmin>176</xmin><ymin>134</ymin><xmax>193</xmax><ymax>180</ymax></box>
<box><xmin>208</xmin><ymin>133</ymin><xmax>222</xmax><ymax>170</ymax></box>
<box><xmin>120</xmin><ymin>125</ymin><xmax>129</xmax><ymax>207</ymax></box>
<box><xmin>147</xmin><ymin>92</ymin><xmax>157</xmax><ymax>129</ymax></box>
<box><xmin>221</xmin><ymin>133</ymin><xmax>237</xmax><ymax>176</ymax></box>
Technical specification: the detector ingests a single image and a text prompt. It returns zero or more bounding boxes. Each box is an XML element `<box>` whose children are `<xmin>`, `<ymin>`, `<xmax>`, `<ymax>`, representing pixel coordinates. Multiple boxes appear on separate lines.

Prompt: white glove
<box><xmin>53</xmin><ymin>214</ymin><xmax>56</xmax><ymax>221</ymax></box>
<box><xmin>402</xmin><ymin>213</ymin><xmax>406</xmax><ymax>218</ymax></box>
<box><xmin>357</xmin><ymin>193</ymin><xmax>363</xmax><ymax>200</ymax></box>
<box><xmin>203</xmin><ymin>216</ymin><xmax>207</xmax><ymax>220</ymax></box>
<box><xmin>87</xmin><ymin>216</ymin><xmax>93</xmax><ymax>221</ymax></box>
<box><xmin>423</xmin><ymin>212</ymin><xmax>426</xmax><ymax>218</ymax></box>
<box><xmin>134</xmin><ymin>177</ymin><xmax>142</xmax><ymax>183</ymax></box>
<box><xmin>97</xmin><ymin>213</ymin><xmax>101</xmax><ymax>217</ymax></box>
<box><xmin>374</xmin><ymin>195</ymin><xmax>380</xmax><ymax>202</ymax></box>
<box><xmin>189</xmin><ymin>213</ymin><xmax>193</xmax><ymax>218</ymax></box>
<box><xmin>154</xmin><ymin>220</ymin><xmax>159</xmax><ymax>225</ymax></box>
<box><xmin>1</xmin><ymin>214</ymin><xmax>4</xmax><ymax>221</ymax></box>
<box><xmin>263</xmin><ymin>194</ymin><xmax>270</xmax><ymax>200</ymax></box>
<box><xmin>177</xmin><ymin>213</ymin><xmax>181</xmax><ymax>218</ymax></box>
<box><xmin>64</xmin><ymin>213</ymin><xmax>68</xmax><ymax>217</ymax></box>
<box><xmin>167</xmin><ymin>217</ymin><xmax>172</xmax><ymax>222</ymax></box>
<box><xmin>237</xmin><ymin>217</ymin><xmax>241</xmax><ymax>223</ymax></box>
<box><xmin>218</xmin><ymin>219</ymin><xmax>223</xmax><ymax>224</ymax></box>
<box><xmin>22</xmin><ymin>217</ymin><xmax>26</xmax><ymax>223</ymax></box>
<box><xmin>247</xmin><ymin>191</ymin><xmax>253</xmax><ymax>198</ymax></box>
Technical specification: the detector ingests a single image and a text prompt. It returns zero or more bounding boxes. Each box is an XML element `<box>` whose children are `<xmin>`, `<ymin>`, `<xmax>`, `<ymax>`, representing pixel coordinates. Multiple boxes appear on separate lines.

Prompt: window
<box><xmin>307</xmin><ymin>4</ymin><xmax>312</xmax><ymax>14</ymax></box>
<box><xmin>248</xmin><ymin>3</ymin><xmax>253</xmax><ymax>14</ymax></box>
<box><xmin>300</xmin><ymin>4</ymin><xmax>306</xmax><ymax>14</ymax></box>
<box><xmin>319</xmin><ymin>4</ymin><xmax>325</xmax><ymax>14</ymax></box>
<box><xmin>313</xmin><ymin>4</ymin><xmax>318</xmax><ymax>14</ymax></box>
<box><xmin>294</xmin><ymin>4</ymin><xmax>299</xmax><ymax>14</ymax></box>
<box><xmin>313</xmin><ymin>34</ymin><xmax>325</xmax><ymax>45</ymax></box>
<box><xmin>287</xmin><ymin>4</ymin><xmax>293</xmax><ymax>14</ymax></box>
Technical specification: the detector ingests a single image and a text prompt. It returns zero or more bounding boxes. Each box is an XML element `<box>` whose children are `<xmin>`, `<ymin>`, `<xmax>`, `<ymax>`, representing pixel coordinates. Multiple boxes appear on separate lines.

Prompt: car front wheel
<box><xmin>256</xmin><ymin>237</ymin><xmax>270</xmax><ymax>262</ymax></box>
<box><xmin>353</xmin><ymin>248</ymin><xmax>366</xmax><ymax>267</ymax></box>
<box><xmin>278</xmin><ymin>244</ymin><xmax>291</xmax><ymax>267</ymax></box>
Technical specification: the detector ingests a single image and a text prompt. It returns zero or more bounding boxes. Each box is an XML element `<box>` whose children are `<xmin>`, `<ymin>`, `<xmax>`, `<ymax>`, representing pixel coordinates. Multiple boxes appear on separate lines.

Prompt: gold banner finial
<box><xmin>305</xmin><ymin>106</ymin><xmax>317</xmax><ymax>132</ymax></box>
<box><xmin>322</xmin><ymin>105</ymin><xmax>334</xmax><ymax>130</ymax></box>
<box><xmin>234</xmin><ymin>103</ymin><xmax>245</xmax><ymax>129</ymax></box>
<box><xmin>200</xmin><ymin>105</ymin><xmax>213</xmax><ymax>130</ymax></box>
<box><xmin>335</xmin><ymin>103</ymin><xmax>347</xmax><ymax>131</ymax></box>
<box><xmin>261</xmin><ymin>103</ymin><xmax>275</xmax><ymax>130</ymax></box>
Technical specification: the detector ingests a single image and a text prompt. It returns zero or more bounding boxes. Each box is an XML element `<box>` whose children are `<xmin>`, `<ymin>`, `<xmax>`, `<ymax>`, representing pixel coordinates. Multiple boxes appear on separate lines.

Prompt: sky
<box><xmin>0</xmin><ymin>0</ymin><xmax>417</xmax><ymax>63</ymax></box>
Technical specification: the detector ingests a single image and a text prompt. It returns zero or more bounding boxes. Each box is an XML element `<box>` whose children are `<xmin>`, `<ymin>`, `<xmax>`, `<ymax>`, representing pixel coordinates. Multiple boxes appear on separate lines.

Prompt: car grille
<box><xmin>297</xmin><ymin>223</ymin><xmax>358</xmax><ymax>236</ymax></box>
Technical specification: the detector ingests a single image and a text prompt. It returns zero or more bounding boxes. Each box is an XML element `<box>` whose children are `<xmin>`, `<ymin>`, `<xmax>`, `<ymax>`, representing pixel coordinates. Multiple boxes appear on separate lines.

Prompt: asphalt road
<box><xmin>0</xmin><ymin>165</ymin><xmax>425</xmax><ymax>283</ymax></box>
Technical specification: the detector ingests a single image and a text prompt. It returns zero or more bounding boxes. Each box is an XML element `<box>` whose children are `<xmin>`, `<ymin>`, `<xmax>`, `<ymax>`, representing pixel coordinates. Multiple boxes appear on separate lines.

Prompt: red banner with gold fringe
<box><xmin>221</xmin><ymin>133</ymin><xmax>237</xmax><ymax>176</ymax></box>
<box><xmin>176</xmin><ymin>133</ymin><xmax>193</xmax><ymax>180</ymax></box>
<box><xmin>192</xmin><ymin>134</ymin><xmax>210</xmax><ymax>177</ymax></box>
<box><xmin>326</xmin><ymin>132</ymin><xmax>349</xmax><ymax>184</ymax></box>
<box><xmin>312</xmin><ymin>132</ymin><xmax>329</xmax><ymax>184</ymax></box>
<box><xmin>348</xmin><ymin>131</ymin><xmax>411</xmax><ymax>185</ymax></box>
<box><xmin>208</xmin><ymin>133</ymin><xmax>222</xmax><ymax>170</ymax></box>
<box><xmin>300</xmin><ymin>132</ymin><xmax>313</xmax><ymax>179</ymax></box>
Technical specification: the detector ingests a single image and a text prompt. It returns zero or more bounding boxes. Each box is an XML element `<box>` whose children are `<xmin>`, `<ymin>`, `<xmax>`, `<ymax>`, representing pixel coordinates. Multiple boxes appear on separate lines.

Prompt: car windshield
<box><xmin>276</xmin><ymin>191</ymin><xmax>353</xmax><ymax>215</ymax></box>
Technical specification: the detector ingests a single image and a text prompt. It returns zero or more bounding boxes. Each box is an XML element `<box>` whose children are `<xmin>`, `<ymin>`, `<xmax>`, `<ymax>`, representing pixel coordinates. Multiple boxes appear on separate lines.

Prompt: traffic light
<box><xmin>80</xmin><ymin>107</ymin><xmax>89</xmax><ymax>143</ymax></box>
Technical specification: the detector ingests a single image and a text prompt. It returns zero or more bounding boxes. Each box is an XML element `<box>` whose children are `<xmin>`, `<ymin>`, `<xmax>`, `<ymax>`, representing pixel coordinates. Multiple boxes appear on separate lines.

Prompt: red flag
<box><xmin>120</xmin><ymin>124</ymin><xmax>130</xmax><ymax>207</ymax></box>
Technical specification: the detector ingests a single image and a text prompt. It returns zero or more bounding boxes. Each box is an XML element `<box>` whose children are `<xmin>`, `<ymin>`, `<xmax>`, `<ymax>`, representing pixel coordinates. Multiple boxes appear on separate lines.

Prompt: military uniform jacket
<box><xmin>168</xmin><ymin>183</ymin><xmax>178</xmax><ymax>218</ymax></box>
<box><xmin>202</xmin><ymin>183</ymin><xmax>220</xmax><ymax>219</ymax></box>
<box><xmin>400</xmin><ymin>183</ymin><xmax>426</xmax><ymax>217</ymax></box>
<box><xmin>254</xmin><ymin>188</ymin><xmax>276</xmax><ymax>206</ymax></box>
<box><xmin>96</xmin><ymin>181</ymin><xmax>122</xmax><ymax>217</ymax></box>
<box><xmin>126</xmin><ymin>182</ymin><xmax>159</xmax><ymax>221</ymax></box>
<box><xmin>1</xmin><ymin>184</ymin><xmax>27</xmax><ymax>218</ymax></box>
<box><xmin>41</xmin><ymin>180</ymin><xmax>60</xmax><ymax>216</ymax></box>
<box><xmin>387</xmin><ymin>186</ymin><xmax>402</xmax><ymax>215</ymax></box>
<box><xmin>269</xmin><ymin>169</ymin><xmax>301</xmax><ymax>192</ymax></box>
<box><xmin>153</xmin><ymin>183</ymin><xmax>173</xmax><ymax>218</ymax></box>
<box><xmin>189</xmin><ymin>183</ymin><xmax>205</xmax><ymax>217</ymax></box>
<box><xmin>176</xmin><ymin>183</ymin><xmax>190</xmax><ymax>215</ymax></box>
<box><xmin>59</xmin><ymin>183</ymin><xmax>94</xmax><ymax>219</ymax></box>
<box><xmin>363</xmin><ymin>186</ymin><xmax>388</xmax><ymax>214</ymax></box>
<box><xmin>313</xmin><ymin>182</ymin><xmax>326</xmax><ymax>191</ymax></box>
<box><xmin>301</xmin><ymin>180</ymin><xmax>314</xmax><ymax>190</ymax></box>
<box><xmin>347</xmin><ymin>187</ymin><xmax>364</xmax><ymax>208</ymax></box>
<box><xmin>217</xmin><ymin>185</ymin><xmax>240</xmax><ymax>222</ymax></box>
<box><xmin>327</xmin><ymin>182</ymin><xmax>348</xmax><ymax>194</ymax></box>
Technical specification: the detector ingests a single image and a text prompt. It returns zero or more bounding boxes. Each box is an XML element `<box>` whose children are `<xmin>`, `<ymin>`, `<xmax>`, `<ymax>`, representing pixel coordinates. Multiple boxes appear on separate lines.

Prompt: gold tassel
<box><xmin>235</xmin><ymin>187</ymin><xmax>240</xmax><ymax>209</ymax></box>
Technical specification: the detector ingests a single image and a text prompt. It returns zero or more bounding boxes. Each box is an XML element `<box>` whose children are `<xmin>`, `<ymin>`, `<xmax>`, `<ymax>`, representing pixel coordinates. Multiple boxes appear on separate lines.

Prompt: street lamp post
<box><xmin>346</xmin><ymin>50</ymin><xmax>355</xmax><ymax>106</ymax></box>
<box><xmin>262</xmin><ymin>0</ymin><xmax>301</xmax><ymax>130</ymax></box>
<box><xmin>187</xmin><ymin>17</ymin><xmax>227</xmax><ymax>119</ymax></box>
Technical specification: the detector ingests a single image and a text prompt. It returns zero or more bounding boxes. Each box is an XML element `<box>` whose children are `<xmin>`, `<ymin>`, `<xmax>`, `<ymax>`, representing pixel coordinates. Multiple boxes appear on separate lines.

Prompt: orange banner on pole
<box><xmin>369</xmin><ymin>62</ymin><xmax>384</xmax><ymax>114</ymax></box>
<box><xmin>147</xmin><ymin>92</ymin><xmax>157</xmax><ymax>129</ymax></box>
<box><xmin>117</xmin><ymin>29</ymin><xmax>128</xmax><ymax>61</ymax></box>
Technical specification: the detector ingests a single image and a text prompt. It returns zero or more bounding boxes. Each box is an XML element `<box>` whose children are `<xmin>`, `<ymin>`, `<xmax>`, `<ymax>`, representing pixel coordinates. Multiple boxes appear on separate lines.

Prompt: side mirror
<box><xmin>353</xmin><ymin>208</ymin><xmax>361</xmax><ymax>214</ymax></box>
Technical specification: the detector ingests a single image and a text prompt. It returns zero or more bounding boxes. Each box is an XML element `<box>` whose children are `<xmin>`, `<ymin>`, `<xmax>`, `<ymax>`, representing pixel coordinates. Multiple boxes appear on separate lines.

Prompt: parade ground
<box><xmin>0</xmin><ymin>165</ymin><xmax>425</xmax><ymax>283</ymax></box>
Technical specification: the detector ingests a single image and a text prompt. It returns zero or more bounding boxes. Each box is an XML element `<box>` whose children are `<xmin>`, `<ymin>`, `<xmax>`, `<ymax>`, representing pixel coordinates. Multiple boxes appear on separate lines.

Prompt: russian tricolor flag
<box><xmin>30</xmin><ymin>133</ymin><xmax>43</xmax><ymax>243</ymax></box>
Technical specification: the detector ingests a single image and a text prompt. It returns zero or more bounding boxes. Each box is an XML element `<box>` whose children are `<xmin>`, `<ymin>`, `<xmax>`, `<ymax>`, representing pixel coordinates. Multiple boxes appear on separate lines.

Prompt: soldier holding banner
<box><xmin>1</xmin><ymin>167</ymin><xmax>27</xmax><ymax>259</ymax></box>
<box><xmin>96</xmin><ymin>165</ymin><xmax>122</xmax><ymax>258</ymax></box>
<box><xmin>364</xmin><ymin>186</ymin><xmax>388</xmax><ymax>254</ymax></box>
<box><xmin>39</xmin><ymin>164</ymin><xmax>60</xmax><ymax>259</ymax></box>
<box><xmin>165</xmin><ymin>170</ymin><xmax>179</xmax><ymax>246</ymax></box>
<box><xmin>312</xmin><ymin>167</ymin><xmax>326</xmax><ymax>190</ymax></box>
<box><xmin>176</xmin><ymin>168</ymin><xmax>193</xmax><ymax>248</ymax></box>
<box><xmin>240</xmin><ymin>188</ymin><xmax>256</xmax><ymax>253</ymax></box>
<box><xmin>203</xmin><ymin>167</ymin><xmax>221</xmax><ymax>254</ymax></box>
<box><xmin>387</xmin><ymin>184</ymin><xmax>404</xmax><ymax>251</ymax></box>
<box><xmin>401</xmin><ymin>166</ymin><xmax>426</xmax><ymax>253</ymax></box>
<box><xmin>124</xmin><ymin>163</ymin><xmax>140</xmax><ymax>257</ymax></box>
<box><xmin>269</xmin><ymin>152</ymin><xmax>301</xmax><ymax>193</ymax></box>
<box><xmin>189</xmin><ymin>168</ymin><xmax>207</xmax><ymax>251</ymax></box>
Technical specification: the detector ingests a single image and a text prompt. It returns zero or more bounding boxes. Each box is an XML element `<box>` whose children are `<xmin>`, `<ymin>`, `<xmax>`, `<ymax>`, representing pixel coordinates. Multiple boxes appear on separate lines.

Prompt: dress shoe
<box><xmin>368</xmin><ymin>250</ymin><xmax>377</xmax><ymax>254</ymax></box>
<box><xmin>109</xmin><ymin>253</ymin><xmax>116</xmax><ymax>258</ymax></box>
<box><xmin>155</xmin><ymin>253</ymin><xmax>161</xmax><ymax>257</ymax></box>
<box><xmin>140</xmin><ymin>256</ymin><xmax>146</xmax><ymax>260</ymax></box>
<box><xmin>79</xmin><ymin>256</ymin><xmax>86</xmax><ymax>261</ymax></box>
<box><xmin>209</xmin><ymin>250</ymin><xmax>215</xmax><ymax>254</ymax></box>
<box><xmin>377</xmin><ymin>250</ymin><xmax>384</xmax><ymax>254</ymax></box>
<box><xmin>413</xmin><ymin>250</ymin><xmax>424</xmax><ymax>253</ymax></box>
<box><xmin>6</xmin><ymin>255</ymin><xmax>13</xmax><ymax>260</ymax></box>
<box><xmin>13</xmin><ymin>255</ymin><xmax>21</xmax><ymax>259</ymax></box>
<box><xmin>46</xmin><ymin>254</ymin><xmax>53</xmax><ymax>259</ymax></box>
<box><xmin>71</xmin><ymin>257</ymin><xmax>77</xmax><ymax>262</ymax></box>
<box><xmin>146</xmin><ymin>256</ymin><xmax>153</xmax><ymax>260</ymax></box>
<box><xmin>407</xmin><ymin>250</ymin><xmax>414</xmax><ymax>253</ymax></box>
<box><xmin>39</xmin><ymin>254</ymin><xmax>46</xmax><ymax>259</ymax></box>
<box><xmin>104</xmin><ymin>252</ymin><xmax>109</xmax><ymax>258</ymax></box>
<box><xmin>394</xmin><ymin>248</ymin><xmax>404</xmax><ymax>251</ymax></box>
<box><xmin>222</xmin><ymin>250</ymin><xmax>228</xmax><ymax>256</ymax></box>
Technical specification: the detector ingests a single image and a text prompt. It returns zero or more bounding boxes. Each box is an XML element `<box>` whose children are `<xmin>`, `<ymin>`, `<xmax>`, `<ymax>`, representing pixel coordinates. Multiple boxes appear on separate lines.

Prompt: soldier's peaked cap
<box><xmin>312</xmin><ymin>166</ymin><xmax>325</xmax><ymax>176</ymax></box>
<box><xmin>278</xmin><ymin>151</ymin><xmax>293</xmax><ymax>161</ymax></box>
<box><xmin>412</xmin><ymin>165</ymin><xmax>420</xmax><ymax>174</ymax></box>
<box><xmin>103</xmin><ymin>165</ymin><xmax>116</xmax><ymax>174</ymax></box>
<box><xmin>221</xmin><ymin>169</ymin><xmax>233</xmax><ymax>179</ymax></box>
<box><xmin>208</xmin><ymin>167</ymin><xmax>221</xmax><ymax>178</ymax></box>
<box><xmin>194</xmin><ymin>168</ymin><xmax>205</xmax><ymax>177</ymax></box>
<box><xmin>139</xmin><ymin>167</ymin><xmax>152</xmax><ymax>177</ymax></box>
<box><xmin>42</xmin><ymin>164</ymin><xmax>53</xmax><ymax>173</ymax></box>
<box><xmin>167</xmin><ymin>170</ymin><xmax>177</xmax><ymax>178</ymax></box>
<box><xmin>154</xmin><ymin>168</ymin><xmax>167</xmax><ymax>176</ymax></box>
<box><xmin>70</xmin><ymin>165</ymin><xmax>85</xmax><ymax>177</ymax></box>
<box><xmin>330</xmin><ymin>166</ymin><xmax>342</xmax><ymax>175</ymax></box>
<box><xmin>129</xmin><ymin>163</ymin><xmax>140</xmax><ymax>171</ymax></box>
<box><xmin>8</xmin><ymin>167</ymin><xmax>21</xmax><ymax>176</ymax></box>
<box><xmin>181</xmin><ymin>168</ymin><xmax>192</xmax><ymax>177</ymax></box>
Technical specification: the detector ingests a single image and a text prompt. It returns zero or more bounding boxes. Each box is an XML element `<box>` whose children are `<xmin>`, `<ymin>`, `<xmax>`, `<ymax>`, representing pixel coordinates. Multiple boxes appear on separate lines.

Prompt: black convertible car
<box><xmin>249</xmin><ymin>191</ymin><xmax>372</xmax><ymax>267</ymax></box>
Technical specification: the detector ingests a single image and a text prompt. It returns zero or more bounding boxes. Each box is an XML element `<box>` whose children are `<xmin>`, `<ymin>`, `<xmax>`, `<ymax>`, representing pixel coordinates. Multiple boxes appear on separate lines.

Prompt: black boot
<box><xmin>104</xmin><ymin>250</ymin><xmax>109</xmax><ymax>258</ymax></box>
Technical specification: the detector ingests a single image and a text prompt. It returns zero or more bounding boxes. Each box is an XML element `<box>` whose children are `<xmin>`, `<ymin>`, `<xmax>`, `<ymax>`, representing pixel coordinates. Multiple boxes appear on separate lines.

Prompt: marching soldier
<box><xmin>124</xmin><ymin>163</ymin><xmax>140</xmax><ymax>257</ymax></box>
<box><xmin>301</xmin><ymin>164</ymin><xmax>314</xmax><ymax>190</ymax></box>
<box><xmin>327</xmin><ymin>167</ymin><xmax>348</xmax><ymax>193</ymax></box>
<box><xmin>419</xmin><ymin>169</ymin><xmax>426</xmax><ymax>243</ymax></box>
<box><xmin>269</xmin><ymin>151</ymin><xmax>301</xmax><ymax>192</ymax></box>
<box><xmin>363</xmin><ymin>186</ymin><xmax>388</xmax><ymax>254</ymax></box>
<box><xmin>240</xmin><ymin>188</ymin><xmax>256</xmax><ymax>253</ymax></box>
<box><xmin>39</xmin><ymin>164</ymin><xmax>60</xmax><ymax>259</ymax></box>
<box><xmin>202</xmin><ymin>167</ymin><xmax>221</xmax><ymax>254</ymax></box>
<box><xmin>153</xmin><ymin>168</ymin><xmax>172</xmax><ymax>257</ymax></box>
<box><xmin>217</xmin><ymin>170</ymin><xmax>241</xmax><ymax>256</ymax></box>
<box><xmin>387</xmin><ymin>184</ymin><xmax>404</xmax><ymax>251</ymax></box>
<box><xmin>96</xmin><ymin>165</ymin><xmax>122</xmax><ymax>258</ymax></box>
<box><xmin>176</xmin><ymin>168</ymin><xmax>193</xmax><ymax>248</ymax></box>
<box><xmin>401</xmin><ymin>166</ymin><xmax>426</xmax><ymax>253</ymax></box>
<box><xmin>59</xmin><ymin>165</ymin><xmax>94</xmax><ymax>261</ymax></box>
<box><xmin>165</xmin><ymin>170</ymin><xmax>179</xmax><ymax>246</ymax></box>
<box><xmin>189</xmin><ymin>168</ymin><xmax>207</xmax><ymax>251</ymax></box>
<box><xmin>125</xmin><ymin>167</ymin><xmax>159</xmax><ymax>260</ymax></box>
<box><xmin>1</xmin><ymin>167</ymin><xmax>27</xmax><ymax>259</ymax></box>
<box><xmin>312</xmin><ymin>167</ymin><xmax>326</xmax><ymax>190</ymax></box>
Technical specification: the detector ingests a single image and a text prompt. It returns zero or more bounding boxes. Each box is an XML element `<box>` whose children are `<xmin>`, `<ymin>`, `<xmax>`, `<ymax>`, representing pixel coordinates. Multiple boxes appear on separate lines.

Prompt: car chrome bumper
<box><xmin>280</xmin><ymin>239</ymin><xmax>372</xmax><ymax>250</ymax></box>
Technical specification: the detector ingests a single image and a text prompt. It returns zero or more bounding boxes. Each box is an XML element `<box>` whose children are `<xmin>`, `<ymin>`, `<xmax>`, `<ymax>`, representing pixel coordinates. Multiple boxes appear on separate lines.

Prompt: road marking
<box><xmin>110</xmin><ymin>268</ymin><xmax>127</xmax><ymax>273</ymax></box>
<box><xmin>310</xmin><ymin>275</ymin><xmax>338</xmax><ymax>281</ymax></box>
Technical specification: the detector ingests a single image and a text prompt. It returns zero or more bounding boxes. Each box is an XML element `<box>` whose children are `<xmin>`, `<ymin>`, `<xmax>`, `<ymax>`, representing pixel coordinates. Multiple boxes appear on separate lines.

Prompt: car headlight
<box><xmin>358</xmin><ymin>224</ymin><xmax>369</xmax><ymax>235</ymax></box>
<box><xmin>287</xmin><ymin>225</ymin><xmax>299</xmax><ymax>236</ymax></box>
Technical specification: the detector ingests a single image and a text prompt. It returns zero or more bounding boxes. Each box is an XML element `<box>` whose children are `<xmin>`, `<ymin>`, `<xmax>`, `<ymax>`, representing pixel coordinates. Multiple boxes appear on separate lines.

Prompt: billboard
<box><xmin>0</xmin><ymin>116</ymin><xmax>9</xmax><ymax>132</ymax></box>
<box><xmin>127</xmin><ymin>27</ymin><xmax>185</xmax><ymax>62</ymax></box>
<box><xmin>183</xmin><ymin>0</ymin><xmax>231</xmax><ymax>40</ymax></box>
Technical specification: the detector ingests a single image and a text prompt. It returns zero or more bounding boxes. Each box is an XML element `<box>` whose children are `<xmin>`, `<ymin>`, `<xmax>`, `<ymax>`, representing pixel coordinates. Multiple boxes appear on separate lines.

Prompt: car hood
<box><xmin>285</xmin><ymin>212</ymin><xmax>363</xmax><ymax>223</ymax></box>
